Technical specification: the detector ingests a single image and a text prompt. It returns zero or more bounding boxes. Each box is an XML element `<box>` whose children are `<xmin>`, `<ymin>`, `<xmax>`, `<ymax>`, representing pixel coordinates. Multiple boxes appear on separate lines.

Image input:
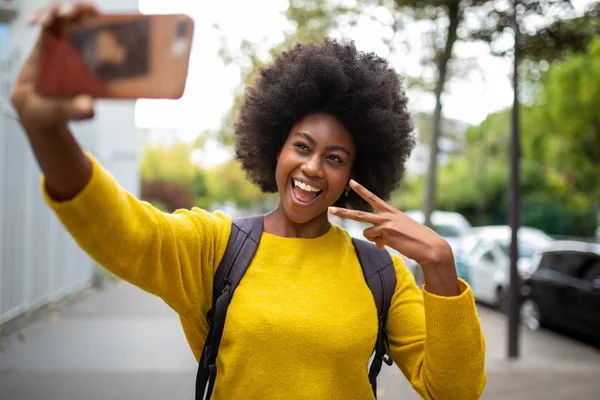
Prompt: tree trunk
<box><xmin>423</xmin><ymin>2</ymin><xmax>461</xmax><ymax>228</ymax></box>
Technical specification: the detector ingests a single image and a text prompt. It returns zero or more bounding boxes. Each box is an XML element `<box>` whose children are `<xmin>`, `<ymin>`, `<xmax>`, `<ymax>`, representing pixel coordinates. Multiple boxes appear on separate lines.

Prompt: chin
<box><xmin>283</xmin><ymin>203</ymin><xmax>326</xmax><ymax>225</ymax></box>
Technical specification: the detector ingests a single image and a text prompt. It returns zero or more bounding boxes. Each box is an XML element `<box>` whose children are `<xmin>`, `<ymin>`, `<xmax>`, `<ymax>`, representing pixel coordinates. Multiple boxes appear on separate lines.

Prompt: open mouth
<box><xmin>290</xmin><ymin>178</ymin><xmax>323</xmax><ymax>205</ymax></box>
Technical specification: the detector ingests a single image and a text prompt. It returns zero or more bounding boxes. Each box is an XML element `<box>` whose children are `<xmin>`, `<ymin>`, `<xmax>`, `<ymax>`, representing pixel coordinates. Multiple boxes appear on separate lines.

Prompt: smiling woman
<box><xmin>11</xmin><ymin>3</ymin><xmax>486</xmax><ymax>400</ymax></box>
<box><xmin>270</xmin><ymin>113</ymin><xmax>357</xmax><ymax>228</ymax></box>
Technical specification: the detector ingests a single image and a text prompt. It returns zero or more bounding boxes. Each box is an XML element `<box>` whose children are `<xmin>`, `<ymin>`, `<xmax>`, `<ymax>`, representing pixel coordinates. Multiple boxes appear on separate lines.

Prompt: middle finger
<box><xmin>328</xmin><ymin>207</ymin><xmax>385</xmax><ymax>224</ymax></box>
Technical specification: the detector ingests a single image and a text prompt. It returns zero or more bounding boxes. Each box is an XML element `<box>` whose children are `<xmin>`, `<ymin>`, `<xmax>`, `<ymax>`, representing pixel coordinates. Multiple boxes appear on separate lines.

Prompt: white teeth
<box><xmin>293</xmin><ymin>179</ymin><xmax>320</xmax><ymax>192</ymax></box>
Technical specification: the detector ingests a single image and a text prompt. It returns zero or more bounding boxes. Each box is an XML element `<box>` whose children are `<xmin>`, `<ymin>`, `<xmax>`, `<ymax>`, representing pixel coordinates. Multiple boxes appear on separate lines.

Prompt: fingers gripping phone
<box><xmin>36</xmin><ymin>13</ymin><xmax>194</xmax><ymax>99</ymax></box>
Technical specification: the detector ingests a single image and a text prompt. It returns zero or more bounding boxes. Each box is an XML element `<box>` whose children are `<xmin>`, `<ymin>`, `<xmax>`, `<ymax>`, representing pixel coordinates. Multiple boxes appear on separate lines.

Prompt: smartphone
<box><xmin>36</xmin><ymin>13</ymin><xmax>194</xmax><ymax>100</ymax></box>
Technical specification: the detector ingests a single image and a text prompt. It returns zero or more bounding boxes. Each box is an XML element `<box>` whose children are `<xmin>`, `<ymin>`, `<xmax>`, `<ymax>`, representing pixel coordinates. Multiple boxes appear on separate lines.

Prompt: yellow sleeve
<box><xmin>42</xmin><ymin>153</ymin><xmax>232</xmax><ymax>319</ymax></box>
<box><xmin>385</xmin><ymin>256</ymin><xmax>487</xmax><ymax>399</ymax></box>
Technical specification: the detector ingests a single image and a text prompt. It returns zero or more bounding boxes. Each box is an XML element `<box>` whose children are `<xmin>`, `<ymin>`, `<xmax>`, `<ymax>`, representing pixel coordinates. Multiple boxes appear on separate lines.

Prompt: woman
<box><xmin>11</xmin><ymin>2</ymin><xmax>486</xmax><ymax>399</ymax></box>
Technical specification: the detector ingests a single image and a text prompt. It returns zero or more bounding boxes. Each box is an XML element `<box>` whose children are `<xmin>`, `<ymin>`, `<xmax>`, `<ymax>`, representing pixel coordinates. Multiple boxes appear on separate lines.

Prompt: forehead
<box><xmin>289</xmin><ymin>112</ymin><xmax>354</xmax><ymax>147</ymax></box>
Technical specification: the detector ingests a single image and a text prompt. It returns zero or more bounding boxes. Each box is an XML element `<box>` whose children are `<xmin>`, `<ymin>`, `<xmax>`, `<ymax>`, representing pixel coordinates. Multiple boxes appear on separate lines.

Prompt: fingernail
<box><xmin>73</xmin><ymin>95</ymin><xmax>94</xmax><ymax>113</ymax></box>
<box><xmin>349</xmin><ymin>179</ymin><xmax>358</xmax><ymax>187</ymax></box>
<box><xmin>58</xmin><ymin>3</ymin><xmax>74</xmax><ymax>17</ymax></box>
<box><xmin>328</xmin><ymin>207</ymin><xmax>337</xmax><ymax>214</ymax></box>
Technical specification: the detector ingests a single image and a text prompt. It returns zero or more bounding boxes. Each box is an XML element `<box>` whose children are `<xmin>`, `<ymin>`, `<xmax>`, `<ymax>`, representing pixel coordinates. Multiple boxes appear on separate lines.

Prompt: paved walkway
<box><xmin>1</xmin><ymin>281</ymin><xmax>599</xmax><ymax>399</ymax></box>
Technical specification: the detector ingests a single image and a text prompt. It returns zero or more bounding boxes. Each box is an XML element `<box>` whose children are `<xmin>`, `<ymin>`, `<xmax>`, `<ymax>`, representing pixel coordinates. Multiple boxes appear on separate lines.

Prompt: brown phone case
<box><xmin>36</xmin><ymin>13</ymin><xmax>194</xmax><ymax>100</ymax></box>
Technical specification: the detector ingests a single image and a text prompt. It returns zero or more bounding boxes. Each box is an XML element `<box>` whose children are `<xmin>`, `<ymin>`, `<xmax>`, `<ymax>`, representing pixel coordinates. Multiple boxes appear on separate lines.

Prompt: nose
<box><xmin>301</xmin><ymin>155</ymin><xmax>324</xmax><ymax>178</ymax></box>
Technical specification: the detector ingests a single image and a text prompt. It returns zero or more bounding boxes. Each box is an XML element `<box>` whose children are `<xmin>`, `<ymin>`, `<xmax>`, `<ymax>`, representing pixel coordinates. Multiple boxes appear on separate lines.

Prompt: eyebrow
<box><xmin>295</xmin><ymin>132</ymin><xmax>351</xmax><ymax>156</ymax></box>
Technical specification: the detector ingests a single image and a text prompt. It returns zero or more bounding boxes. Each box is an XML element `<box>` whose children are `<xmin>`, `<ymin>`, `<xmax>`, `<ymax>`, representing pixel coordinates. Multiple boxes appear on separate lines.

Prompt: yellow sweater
<box><xmin>43</xmin><ymin>155</ymin><xmax>486</xmax><ymax>399</ymax></box>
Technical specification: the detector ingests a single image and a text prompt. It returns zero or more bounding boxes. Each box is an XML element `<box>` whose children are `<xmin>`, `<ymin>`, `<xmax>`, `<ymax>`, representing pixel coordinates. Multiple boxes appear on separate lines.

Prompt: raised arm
<box><xmin>10</xmin><ymin>3</ymin><xmax>229</xmax><ymax>317</ymax></box>
<box><xmin>329</xmin><ymin>180</ymin><xmax>486</xmax><ymax>398</ymax></box>
<box><xmin>10</xmin><ymin>3</ymin><xmax>99</xmax><ymax>202</ymax></box>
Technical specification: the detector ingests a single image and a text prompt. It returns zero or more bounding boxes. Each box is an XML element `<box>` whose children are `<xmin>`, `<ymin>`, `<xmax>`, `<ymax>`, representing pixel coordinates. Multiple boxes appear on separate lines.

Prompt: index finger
<box><xmin>349</xmin><ymin>179</ymin><xmax>392</xmax><ymax>212</ymax></box>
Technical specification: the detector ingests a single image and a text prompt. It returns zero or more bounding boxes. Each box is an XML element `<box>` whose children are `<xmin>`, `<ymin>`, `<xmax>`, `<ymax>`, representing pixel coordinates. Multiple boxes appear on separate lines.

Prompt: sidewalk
<box><xmin>1</xmin><ymin>281</ymin><xmax>599</xmax><ymax>399</ymax></box>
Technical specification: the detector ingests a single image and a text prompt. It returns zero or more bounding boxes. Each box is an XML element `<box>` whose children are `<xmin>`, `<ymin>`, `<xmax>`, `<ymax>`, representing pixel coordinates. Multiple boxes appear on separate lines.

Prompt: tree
<box><xmin>432</xmin><ymin>34</ymin><xmax>600</xmax><ymax>238</ymax></box>
<box><xmin>213</xmin><ymin>0</ymin><xmax>589</xmax><ymax>225</ymax></box>
<box><xmin>391</xmin><ymin>0</ymin><xmax>574</xmax><ymax>227</ymax></box>
<box><xmin>525</xmin><ymin>36</ymin><xmax>600</xmax><ymax>199</ymax></box>
<box><xmin>471</xmin><ymin>1</ymin><xmax>600</xmax><ymax>63</ymax></box>
<box><xmin>140</xmin><ymin>141</ymin><xmax>199</xmax><ymax>184</ymax></box>
<box><xmin>203</xmin><ymin>160</ymin><xmax>277</xmax><ymax>211</ymax></box>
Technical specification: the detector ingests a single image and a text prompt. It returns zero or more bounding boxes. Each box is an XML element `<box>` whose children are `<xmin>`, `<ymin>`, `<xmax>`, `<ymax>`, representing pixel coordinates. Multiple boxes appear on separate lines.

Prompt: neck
<box><xmin>264</xmin><ymin>204</ymin><xmax>330</xmax><ymax>238</ymax></box>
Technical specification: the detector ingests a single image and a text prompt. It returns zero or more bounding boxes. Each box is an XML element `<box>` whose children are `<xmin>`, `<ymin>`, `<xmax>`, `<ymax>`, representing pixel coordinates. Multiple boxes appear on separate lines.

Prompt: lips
<box><xmin>290</xmin><ymin>178</ymin><xmax>323</xmax><ymax>206</ymax></box>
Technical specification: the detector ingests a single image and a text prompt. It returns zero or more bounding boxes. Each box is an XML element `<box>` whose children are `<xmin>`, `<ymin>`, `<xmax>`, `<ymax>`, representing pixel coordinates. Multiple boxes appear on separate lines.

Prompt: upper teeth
<box><xmin>294</xmin><ymin>179</ymin><xmax>320</xmax><ymax>192</ymax></box>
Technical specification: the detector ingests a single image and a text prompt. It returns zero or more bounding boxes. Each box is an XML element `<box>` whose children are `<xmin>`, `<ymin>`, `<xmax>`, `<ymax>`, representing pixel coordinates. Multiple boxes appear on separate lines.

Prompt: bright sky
<box><xmin>136</xmin><ymin>0</ymin><xmax>593</xmax><ymax>166</ymax></box>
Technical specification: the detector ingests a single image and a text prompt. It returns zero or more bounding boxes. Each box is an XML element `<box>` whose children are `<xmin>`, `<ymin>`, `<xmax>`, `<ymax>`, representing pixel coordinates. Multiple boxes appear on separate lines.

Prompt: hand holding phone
<box><xmin>36</xmin><ymin>12</ymin><xmax>195</xmax><ymax>100</ymax></box>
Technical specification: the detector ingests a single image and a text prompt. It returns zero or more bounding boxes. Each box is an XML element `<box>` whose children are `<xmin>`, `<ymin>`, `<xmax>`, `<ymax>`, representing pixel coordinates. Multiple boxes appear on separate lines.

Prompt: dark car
<box><xmin>520</xmin><ymin>241</ymin><xmax>600</xmax><ymax>344</ymax></box>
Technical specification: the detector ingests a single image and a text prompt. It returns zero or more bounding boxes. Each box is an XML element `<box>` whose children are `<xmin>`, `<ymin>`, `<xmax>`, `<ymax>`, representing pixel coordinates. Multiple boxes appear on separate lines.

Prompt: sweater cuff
<box><xmin>422</xmin><ymin>279</ymin><xmax>479</xmax><ymax>333</ymax></box>
<box><xmin>41</xmin><ymin>152</ymin><xmax>121</xmax><ymax>223</ymax></box>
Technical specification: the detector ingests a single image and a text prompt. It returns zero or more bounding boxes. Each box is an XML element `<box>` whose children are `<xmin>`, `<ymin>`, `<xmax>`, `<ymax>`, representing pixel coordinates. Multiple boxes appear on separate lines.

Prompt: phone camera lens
<box><xmin>176</xmin><ymin>20</ymin><xmax>188</xmax><ymax>38</ymax></box>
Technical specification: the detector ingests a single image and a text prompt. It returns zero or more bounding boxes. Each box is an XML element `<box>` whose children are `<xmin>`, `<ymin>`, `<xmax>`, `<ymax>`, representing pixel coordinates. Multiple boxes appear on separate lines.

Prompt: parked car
<box><xmin>344</xmin><ymin>211</ymin><xmax>473</xmax><ymax>286</ymax></box>
<box><xmin>402</xmin><ymin>210</ymin><xmax>474</xmax><ymax>286</ymax></box>
<box><xmin>456</xmin><ymin>225</ymin><xmax>554</xmax><ymax>309</ymax></box>
<box><xmin>343</xmin><ymin>219</ymin><xmax>413</xmax><ymax>267</ymax></box>
<box><xmin>402</xmin><ymin>210</ymin><xmax>473</xmax><ymax>253</ymax></box>
<box><xmin>520</xmin><ymin>241</ymin><xmax>600</xmax><ymax>344</ymax></box>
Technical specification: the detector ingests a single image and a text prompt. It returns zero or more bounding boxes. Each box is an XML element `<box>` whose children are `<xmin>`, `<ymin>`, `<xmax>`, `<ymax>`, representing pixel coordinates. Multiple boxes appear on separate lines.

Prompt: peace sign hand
<box><xmin>329</xmin><ymin>180</ymin><xmax>454</xmax><ymax>271</ymax></box>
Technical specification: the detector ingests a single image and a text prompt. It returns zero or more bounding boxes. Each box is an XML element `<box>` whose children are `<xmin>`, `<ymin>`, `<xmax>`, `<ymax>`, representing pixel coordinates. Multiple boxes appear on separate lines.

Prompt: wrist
<box><xmin>420</xmin><ymin>241</ymin><xmax>461</xmax><ymax>297</ymax></box>
<box><xmin>419</xmin><ymin>239</ymin><xmax>454</xmax><ymax>270</ymax></box>
<box><xmin>23</xmin><ymin>122</ymin><xmax>70</xmax><ymax>139</ymax></box>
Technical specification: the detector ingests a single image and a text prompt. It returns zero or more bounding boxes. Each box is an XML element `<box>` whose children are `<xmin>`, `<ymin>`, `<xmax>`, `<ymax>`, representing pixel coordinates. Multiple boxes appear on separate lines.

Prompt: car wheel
<box><xmin>521</xmin><ymin>299</ymin><xmax>542</xmax><ymax>331</ymax></box>
<box><xmin>496</xmin><ymin>286</ymin><xmax>509</xmax><ymax>313</ymax></box>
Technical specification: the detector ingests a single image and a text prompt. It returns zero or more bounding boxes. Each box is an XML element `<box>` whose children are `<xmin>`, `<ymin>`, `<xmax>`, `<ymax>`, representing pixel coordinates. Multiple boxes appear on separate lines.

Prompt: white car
<box><xmin>402</xmin><ymin>210</ymin><xmax>473</xmax><ymax>285</ymax></box>
<box><xmin>343</xmin><ymin>211</ymin><xmax>472</xmax><ymax>285</ymax></box>
<box><xmin>341</xmin><ymin>219</ymin><xmax>419</xmax><ymax>278</ymax></box>
<box><xmin>459</xmin><ymin>225</ymin><xmax>554</xmax><ymax>309</ymax></box>
<box><xmin>402</xmin><ymin>210</ymin><xmax>473</xmax><ymax>254</ymax></box>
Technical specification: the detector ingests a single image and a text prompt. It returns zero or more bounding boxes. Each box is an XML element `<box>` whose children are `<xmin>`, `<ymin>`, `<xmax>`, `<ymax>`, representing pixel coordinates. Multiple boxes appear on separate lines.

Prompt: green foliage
<box><xmin>517</xmin><ymin>2</ymin><xmax>600</xmax><ymax>63</ymax></box>
<box><xmin>428</xmin><ymin>37</ymin><xmax>600</xmax><ymax>237</ymax></box>
<box><xmin>140</xmin><ymin>142</ymin><xmax>198</xmax><ymax>184</ymax></box>
<box><xmin>526</xmin><ymin>36</ymin><xmax>600</xmax><ymax>199</ymax></box>
<box><xmin>139</xmin><ymin>140</ymin><xmax>276</xmax><ymax>212</ymax></box>
<box><xmin>201</xmin><ymin>160</ymin><xmax>277</xmax><ymax>210</ymax></box>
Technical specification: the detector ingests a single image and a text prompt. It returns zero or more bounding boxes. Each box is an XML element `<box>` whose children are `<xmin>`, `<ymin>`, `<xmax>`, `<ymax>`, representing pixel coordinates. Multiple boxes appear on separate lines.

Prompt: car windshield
<box><xmin>499</xmin><ymin>243</ymin><xmax>536</xmax><ymax>259</ymax></box>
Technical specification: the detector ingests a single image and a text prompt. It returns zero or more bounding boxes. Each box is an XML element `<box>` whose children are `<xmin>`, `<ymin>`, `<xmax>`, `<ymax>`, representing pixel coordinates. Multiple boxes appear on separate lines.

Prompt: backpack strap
<box><xmin>195</xmin><ymin>215</ymin><xmax>263</xmax><ymax>400</ymax></box>
<box><xmin>352</xmin><ymin>238</ymin><xmax>397</xmax><ymax>398</ymax></box>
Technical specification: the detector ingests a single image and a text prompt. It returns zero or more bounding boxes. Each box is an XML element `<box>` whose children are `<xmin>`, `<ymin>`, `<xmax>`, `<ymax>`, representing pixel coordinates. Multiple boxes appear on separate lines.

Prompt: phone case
<box><xmin>36</xmin><ymin>13</ymin><xmax>194</xmax><ymax>99</ymax></box>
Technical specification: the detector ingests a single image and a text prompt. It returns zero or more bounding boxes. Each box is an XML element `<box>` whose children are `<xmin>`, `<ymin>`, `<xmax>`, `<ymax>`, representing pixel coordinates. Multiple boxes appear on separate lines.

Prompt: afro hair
<box><xmin>233</xmin><ymin>39</ymin><xmax>415</xmax><ymax>211</ymax></box>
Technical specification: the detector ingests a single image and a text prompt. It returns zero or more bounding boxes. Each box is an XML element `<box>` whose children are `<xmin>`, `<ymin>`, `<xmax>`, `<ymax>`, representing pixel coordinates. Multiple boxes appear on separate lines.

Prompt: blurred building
<box><xmin>0</xmin><ymin>0</ymin><xmax>141</xmax><ymax>325</ymax></box>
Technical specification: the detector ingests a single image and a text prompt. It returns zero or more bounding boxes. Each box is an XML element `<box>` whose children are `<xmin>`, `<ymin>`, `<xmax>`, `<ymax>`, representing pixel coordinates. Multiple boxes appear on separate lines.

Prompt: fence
<box><xmin>0</xmin><ymin>50</ymin><xmax>95</xmax><ymax>325</ymax></box>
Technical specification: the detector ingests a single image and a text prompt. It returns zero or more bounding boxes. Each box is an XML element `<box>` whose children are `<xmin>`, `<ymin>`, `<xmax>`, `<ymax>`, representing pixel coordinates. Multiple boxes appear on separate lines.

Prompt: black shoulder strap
<box><xmin>352</xmin><ymin>238</ymin><xmax>396</xmax><ymax>398</ymax></box>
<box><xmin>195</xmin><ymin>215</ymin><xmax>263</xmax><ymax>400</ymax></box>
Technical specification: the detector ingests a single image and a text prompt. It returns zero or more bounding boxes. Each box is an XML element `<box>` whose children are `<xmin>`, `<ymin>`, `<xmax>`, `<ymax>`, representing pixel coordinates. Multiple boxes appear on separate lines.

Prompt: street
<box><xmin>1</xmin><ymin>281</ymin><xmax>599</xmax><ymax>399</ymax></box>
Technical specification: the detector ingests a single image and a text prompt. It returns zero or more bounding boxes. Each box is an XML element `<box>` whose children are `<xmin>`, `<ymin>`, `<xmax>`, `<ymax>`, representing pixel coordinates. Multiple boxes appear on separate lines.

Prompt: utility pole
<box><xmin>508</xmin><ymin>0</ymin><xmax>521</xmax><ymax>359</ymax></box>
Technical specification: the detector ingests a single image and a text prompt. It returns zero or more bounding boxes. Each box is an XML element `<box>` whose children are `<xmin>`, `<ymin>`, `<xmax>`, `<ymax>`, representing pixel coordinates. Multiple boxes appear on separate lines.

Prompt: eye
<box><xmin>294</xmin><ymin>142</ymin><xmax>310</xmax><ymax>152</ymax></box>
<box><xmin>328</xmin><ymin>154</ymin><xmax>344</xmax><ymax>163</ymax></box>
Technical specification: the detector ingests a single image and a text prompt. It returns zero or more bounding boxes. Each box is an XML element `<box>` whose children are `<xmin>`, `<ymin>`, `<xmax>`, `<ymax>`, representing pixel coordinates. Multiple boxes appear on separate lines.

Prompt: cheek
<box><xmin>275</xmin><ymin>150</ymin><xmax>292</xmax><ymax>189</ymax></box>
<box><xmin>327</xmin><ymin>167</ymin><xmax>352</xmax><ymax>193</ymax></box>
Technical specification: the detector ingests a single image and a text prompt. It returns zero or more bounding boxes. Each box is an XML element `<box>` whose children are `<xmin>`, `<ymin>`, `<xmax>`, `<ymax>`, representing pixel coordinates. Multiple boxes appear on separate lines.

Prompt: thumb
<box><xmin>43</xmin><ymin>95</ymin><xmax>95</xmax><ymax>123</ymax></box>
<box><xmin>65</xmin><ymin>95</ymin><xmax>95</xmax><ymax>121</ymax></box>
